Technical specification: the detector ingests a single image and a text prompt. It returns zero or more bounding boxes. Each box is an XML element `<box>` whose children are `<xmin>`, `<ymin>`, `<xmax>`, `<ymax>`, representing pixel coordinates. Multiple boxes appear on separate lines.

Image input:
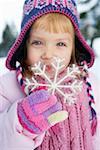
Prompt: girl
<box><xmin>0</xmin><ymin>0</ymin><xmax>100</xmax><ymax>149</ymax></box>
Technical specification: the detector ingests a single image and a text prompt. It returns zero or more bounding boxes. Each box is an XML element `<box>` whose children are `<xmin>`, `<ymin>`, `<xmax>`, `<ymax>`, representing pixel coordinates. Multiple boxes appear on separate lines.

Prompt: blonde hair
<box><xmin>32</xmin><ymin>13</ymin><xmax>74</xmax><ymax>35</ymax></box>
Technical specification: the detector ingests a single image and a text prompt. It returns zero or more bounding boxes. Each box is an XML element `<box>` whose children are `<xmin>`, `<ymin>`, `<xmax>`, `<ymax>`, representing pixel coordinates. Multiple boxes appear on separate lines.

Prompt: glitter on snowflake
<box><xmin>24</xmin><ymin>57</ymin><xmax>83</xmax><ymax>105</ymax></box>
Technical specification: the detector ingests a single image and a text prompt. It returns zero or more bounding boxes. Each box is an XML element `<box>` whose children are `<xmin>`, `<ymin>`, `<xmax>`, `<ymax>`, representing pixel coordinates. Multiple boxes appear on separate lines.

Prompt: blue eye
<box><xmin>57</xmin><ymin>42</ymin><xmax>66</xmax><ymax>47</ymax></box>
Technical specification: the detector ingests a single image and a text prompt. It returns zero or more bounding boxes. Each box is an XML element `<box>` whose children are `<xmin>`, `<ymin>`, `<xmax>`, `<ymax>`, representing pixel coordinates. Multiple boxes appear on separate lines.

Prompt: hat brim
<box><xmin>6</xmin><ymin>12</ymin><xmax>95</xmax><ymax>70</ymax></box>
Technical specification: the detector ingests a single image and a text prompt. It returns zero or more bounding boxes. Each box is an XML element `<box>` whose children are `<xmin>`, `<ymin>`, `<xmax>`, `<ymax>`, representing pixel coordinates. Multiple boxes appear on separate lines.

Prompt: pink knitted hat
<box><xmin>6</xmin><ymin>0</ymin><xmax>95</xmax><ymax>70</ymax></box>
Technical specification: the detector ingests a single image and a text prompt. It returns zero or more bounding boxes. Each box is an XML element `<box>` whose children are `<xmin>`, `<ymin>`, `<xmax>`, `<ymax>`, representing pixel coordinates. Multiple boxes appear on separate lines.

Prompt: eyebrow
<box><xmin>31</xmin><ymin>36</ymin><xmax>69</xmax><ymax>41</ymax></box>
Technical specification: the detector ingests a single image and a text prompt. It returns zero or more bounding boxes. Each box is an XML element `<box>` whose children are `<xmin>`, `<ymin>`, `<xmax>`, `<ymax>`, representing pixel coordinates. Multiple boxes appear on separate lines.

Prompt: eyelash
<box><xmin>32</xmin><ymin>41</ymin><xmax>42</xmax><ymax>45</ymax></box>
<box><xmin>57</xmin><ymin>42</ymin><xmax>66</xmax><ymax>47</ymax></box>
<box><xmin>31</xmin><ymin>41</ymin><xmax>67</xmax><ymax>47</ymax></box>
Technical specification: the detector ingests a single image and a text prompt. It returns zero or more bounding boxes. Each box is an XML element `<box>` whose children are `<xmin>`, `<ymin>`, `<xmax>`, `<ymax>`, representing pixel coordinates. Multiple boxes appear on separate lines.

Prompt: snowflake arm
<box><xmin>24</xmin><ymin>57</ymin><xmax>83</xmax><ymax>105</ymax></box>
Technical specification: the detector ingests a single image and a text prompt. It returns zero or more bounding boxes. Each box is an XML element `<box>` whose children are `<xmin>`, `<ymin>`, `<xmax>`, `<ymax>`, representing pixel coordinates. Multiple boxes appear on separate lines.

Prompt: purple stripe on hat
<box><xmin>17</xmin><ymin>103</ymin><xmax>42</xmax><ymax>134</ymax></box>
<box><xmin>28</xmin><ymin>89</ymin><xmax>50</xmax><ymax>106</ymax></box>
<box><xmin>43</xmin><ymin>102</ymin><xmax>62</xmax><ymax>118</ymax></box>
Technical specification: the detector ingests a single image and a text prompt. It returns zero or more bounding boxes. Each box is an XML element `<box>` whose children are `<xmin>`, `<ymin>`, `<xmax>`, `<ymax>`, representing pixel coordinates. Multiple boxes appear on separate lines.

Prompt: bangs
<box><xmin>32</xmin><ymin>13</ymin><xmax>74</xmax><ymax>35</ymax></box>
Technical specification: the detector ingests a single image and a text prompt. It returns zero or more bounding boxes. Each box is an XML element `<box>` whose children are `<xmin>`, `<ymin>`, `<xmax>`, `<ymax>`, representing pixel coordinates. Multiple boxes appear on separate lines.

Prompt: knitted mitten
<box><xmin>17</xmin><ymin>89</ymin><xmax>68</xmax><ymax>134</ymax></box>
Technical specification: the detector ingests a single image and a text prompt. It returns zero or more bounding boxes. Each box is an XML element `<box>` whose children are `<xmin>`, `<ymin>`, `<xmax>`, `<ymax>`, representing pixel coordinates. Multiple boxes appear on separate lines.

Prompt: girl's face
<box><xmin>26</xmin><ymin>28</ymin><xmax>74</xmax><ymax>70</ymax></box>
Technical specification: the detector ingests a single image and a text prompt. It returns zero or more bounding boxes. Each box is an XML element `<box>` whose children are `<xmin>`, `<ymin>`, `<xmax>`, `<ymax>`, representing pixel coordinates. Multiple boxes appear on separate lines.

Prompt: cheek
<box><xmin>64</xmin><ymin>58</ymin><xmax>71</xmax><ymax>67</ymax></box>
<box><xmin>27</xmin><ymin>49</ymin><xmax>41</xmax><ymax>65</ymax></box>
<box><xmin>59</xmin><ymin>49</ymin><xmax>72</xmax><ymax>59</ymax></box>
<box><xmin>61</xmin><ymin>49</ymin><xmax>73</xmax><ymax>66</ymax></box>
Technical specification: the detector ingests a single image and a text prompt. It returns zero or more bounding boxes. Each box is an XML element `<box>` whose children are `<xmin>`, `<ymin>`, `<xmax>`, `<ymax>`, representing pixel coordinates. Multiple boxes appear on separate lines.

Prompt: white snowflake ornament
<box><xmin>24</xmin><ymin>57</ymin><xmax>83</xmax><ymax>105</ymax></box>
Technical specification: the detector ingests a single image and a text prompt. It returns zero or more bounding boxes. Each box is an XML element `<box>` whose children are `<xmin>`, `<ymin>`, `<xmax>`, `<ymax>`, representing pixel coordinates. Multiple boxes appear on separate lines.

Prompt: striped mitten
<box><xmin>17</xmin><ymin>89</ymin><xmax>68</xmax><ymax>134</ymax></box>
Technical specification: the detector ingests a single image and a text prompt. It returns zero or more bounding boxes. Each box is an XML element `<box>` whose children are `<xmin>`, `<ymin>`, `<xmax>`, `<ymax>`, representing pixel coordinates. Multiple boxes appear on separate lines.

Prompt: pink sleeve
<box><xmin>0</xmin><ymin>77</ymin><xmax>11</xmax><ymax>111</ymax></box>
<box><xmin>89</xmin><ymin>72</ymin><xmax>100</xmax><ymax>150</ymax></box>
<box><xmin>0</xmin><ymin>77</ymin><xmax>45</xmax><ymax>150</ymax></box>
<box><xmin>89</xmin><ymin>72</ymin><xmax>100</xmax><ymax>118</ymax></box>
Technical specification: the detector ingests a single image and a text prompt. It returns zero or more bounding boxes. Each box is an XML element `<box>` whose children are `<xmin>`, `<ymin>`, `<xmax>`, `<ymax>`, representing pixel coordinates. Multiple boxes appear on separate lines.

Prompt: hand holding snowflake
<box><xmin>24</xmin><ymin>57</ymin><xmax>83</xmax><ymax>105</ymax></box>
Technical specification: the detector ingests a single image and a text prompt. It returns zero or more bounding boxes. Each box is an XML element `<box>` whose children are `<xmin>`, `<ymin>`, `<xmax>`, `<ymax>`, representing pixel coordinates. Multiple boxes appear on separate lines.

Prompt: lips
<box><xmin>44</xmin><ymin>64</ymin><xmax>54</xmax><ymax>78</ymax></box>
<box><xmin>46</xmin><ymin>65</ymin><xmax>52</xmax><ymax>71</ymax></box>
<box><xmin>45</xmin><ymin>65</ymin><xmax>53</xmax><ymax>74</ymax></box>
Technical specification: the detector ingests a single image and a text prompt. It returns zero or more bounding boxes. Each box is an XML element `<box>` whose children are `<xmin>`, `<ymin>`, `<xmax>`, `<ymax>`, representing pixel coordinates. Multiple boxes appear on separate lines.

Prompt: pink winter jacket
<box><xmin>0</xmin><ymin>71</ymin><xmax>100</xmax><ymax>150</ymax></box>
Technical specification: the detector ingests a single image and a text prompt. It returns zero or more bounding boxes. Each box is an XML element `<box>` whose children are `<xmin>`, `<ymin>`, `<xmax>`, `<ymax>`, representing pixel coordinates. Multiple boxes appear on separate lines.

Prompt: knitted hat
<box><xmin>6</xmin><ymin>0</ymin><xmax>95</xmax><ymax>70</ymax></box>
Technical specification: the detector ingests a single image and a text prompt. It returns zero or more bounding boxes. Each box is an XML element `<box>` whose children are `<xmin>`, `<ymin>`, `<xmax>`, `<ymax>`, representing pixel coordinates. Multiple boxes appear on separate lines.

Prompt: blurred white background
<box><xmin>0</xmin><ymin>0</ymin><xmax>24</xmax><ymax>42</ymax></box>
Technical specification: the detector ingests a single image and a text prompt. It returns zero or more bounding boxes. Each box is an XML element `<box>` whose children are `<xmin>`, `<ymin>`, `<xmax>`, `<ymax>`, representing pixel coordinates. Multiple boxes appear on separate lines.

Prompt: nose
<box><xmin>41</xmin><ymin>47</ymin><xmax>54</xmax><ymax>61</ymax></box>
